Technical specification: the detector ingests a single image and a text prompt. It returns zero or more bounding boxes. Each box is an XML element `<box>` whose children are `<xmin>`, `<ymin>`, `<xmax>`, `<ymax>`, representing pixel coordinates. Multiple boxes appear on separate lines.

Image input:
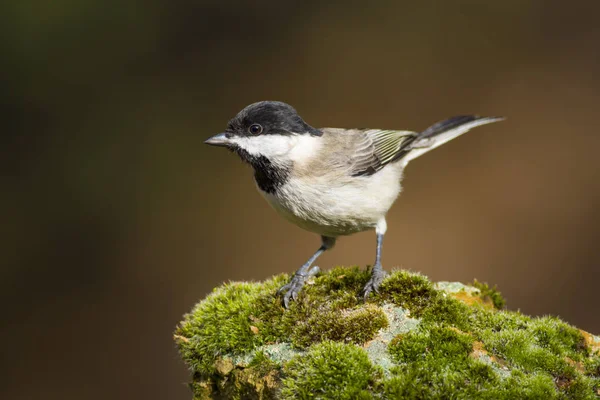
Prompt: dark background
<box><xmin>2</xmin><ymin>1</ymin><xmax>600</xmax><ymax>399</ymax></box>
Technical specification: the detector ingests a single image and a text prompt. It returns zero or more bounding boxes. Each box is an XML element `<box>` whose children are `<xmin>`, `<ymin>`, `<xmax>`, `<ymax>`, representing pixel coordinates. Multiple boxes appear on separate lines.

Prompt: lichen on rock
<box><xmin>174</xmin><ymin>266</ymin><xmax>600</xmax><ymax>399</ymax></box>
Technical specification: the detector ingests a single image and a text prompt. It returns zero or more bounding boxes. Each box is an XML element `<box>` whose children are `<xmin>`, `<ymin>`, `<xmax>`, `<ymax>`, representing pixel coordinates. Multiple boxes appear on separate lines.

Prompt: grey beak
<box><xmin>204</xmin><ymin>132</ymin><xmax>231</xmax><ymax>147</ymax></box>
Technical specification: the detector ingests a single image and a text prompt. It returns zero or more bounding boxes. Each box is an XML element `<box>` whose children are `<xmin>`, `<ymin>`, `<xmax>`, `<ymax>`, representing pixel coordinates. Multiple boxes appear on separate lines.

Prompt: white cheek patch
<box><xmin>230</xmin><ymin>134</ymin><xmax>322</xmax><ymax>162</ymax></box>
<box><xmin>230</xmin><ymin>135</ymin><xmax>298</xmax><ymax>158</ymax></box>
<box><xmin>288</xmin><ymin>135</ymin><xmax>322</xmax><ymax>163</ymax></box>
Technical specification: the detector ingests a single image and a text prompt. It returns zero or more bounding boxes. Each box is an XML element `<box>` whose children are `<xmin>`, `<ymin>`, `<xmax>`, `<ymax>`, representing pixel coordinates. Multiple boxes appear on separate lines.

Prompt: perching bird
<box><xmin>205</xmin><ymin>101</ymin><xmax>503</xmax><ymax>307</ymax></box>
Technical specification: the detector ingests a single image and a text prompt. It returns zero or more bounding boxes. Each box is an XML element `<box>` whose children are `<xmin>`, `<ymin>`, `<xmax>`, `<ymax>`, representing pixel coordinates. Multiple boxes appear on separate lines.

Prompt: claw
<box><xmin>278</xmin><ymin>266</ymin><xmax>321</xmax><ymax>308</ymax></box>
<box><xmin>283</xmin><ymin>294</ymin><xmax>291</xmax><ymax>309</ymax></box>
<box><xmin>279</xmin><ymin>274</ymin><xmax>306</xmax><ymax>308</ymax></box>
<box><xmin>277</xmin><ymin>283</ymin><xmax>291</xmax><ymax>295</ymax></box>
<box><xmin>361</xmin><ymin>267</ymin><xmax>387</xmax><ymax>301</ymax></box>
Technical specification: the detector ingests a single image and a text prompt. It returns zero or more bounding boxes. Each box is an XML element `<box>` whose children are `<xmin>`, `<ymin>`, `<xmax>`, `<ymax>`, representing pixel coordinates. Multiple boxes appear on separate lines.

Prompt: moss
<box><xmin>289</xmin><ymin>303</ymin><xmax>388</xmax><ymax>347</ymax></box>
<box><xmin>281</xmin><ymin>267</ymin><xmax>388</xmax><ymax>347</ymax></box>
<box><xmin>248</xmin><ymin>351</ymin><xmax>279</xmax><ymax>374</ymax></box>
<box><xmin>468</xmin><ymin>306</ymin><xmax>530</xmax><ymax>333</ymax></box>
<box><xmin>388</xmin><ymin>325</ymin><xmax>475</xmax><ymax>362</ymax></box>
<box><xmin>471</xmin><ymin>279</ymin><xmax>506</xmax><ymax>310</ymax></box>
<box><xmin>493</xmin><ymin>370</ymin><xmax>558</xmax><ymax>399</ymax></box>
<box><xmin>477</xmin><ymin>316</ymin><xmax>589</xmax><ymax>370</ymax></box>
<box><xmin>190</xmin><ymin>352</ymin><xmax>282</xmax><ymax>400</ymax></box>
<box><xmin>219</xmin><ymin>353</ymin><xmax>280</xmax><ymax>400</ymax></box>
<box><xmin>189</xmin><ymin>379</ymin><xmax>213</xmax><ymax>400</ymax></box>
<box><xmin>384</xmin><ymin>322</ymin><xmax>597</xmax><ymax>399</ymax></box>
<box><xmin>582</xmin><ymin>331</ymin><xmax>600</xmax><ymax>355</ymax></box>
<box><xmin>175</xmin><ymin>277</ymin><xmax>288</xmax><ymax>374</ymax></box>
<box><xmin>385</xmin><ymin>325</ymin><xmax>498</xmax><ymax>398</ymax></box>
<box><xmin>584</xmin><ymin>356</ymin><xmax>600</xmax><ymax>377</ymax></box>
<box><xmin>384</xmin><ymin>361</ymin><xmax>499</xmax><ymax>399</ymax></box>
<box><xmin>281</xmin><ymin>341</ymin><xmax>380</xmax><ymax>399</ymax></box>
<box><xmin>420</xmin><ymin>295</ymin><xmax>473</xmax><ymax>330</ymax></box>
<box><xmin>374</xmin><ymin>269</ymin><xmax>439</xmax><ymax>316</ymax></box>
<box><xmin>468</xmin><ymin>311</ymin><xmax>600</xmax><ymax>397</ymax></box>
<box><xmin>175</xmin><ymin>267</ymin><xmax>387</xmax><ymax>374</ymax></box>
<box><xmin>175</xmin><ymin>266</ymin><xmax>600</xmax><ymax>399</ymax></box>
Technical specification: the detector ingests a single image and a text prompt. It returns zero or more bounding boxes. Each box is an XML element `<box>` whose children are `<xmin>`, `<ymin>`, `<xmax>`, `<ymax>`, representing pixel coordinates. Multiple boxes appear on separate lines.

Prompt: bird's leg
<box><xmin>278</xmin><ymin>236</ymin><xmax>336</xmax><ymax>308</ymax></box>
<box><xmin>362</xmin><ymin>219</ymin><xmax>388</xmax><ymax>299</ymax></box>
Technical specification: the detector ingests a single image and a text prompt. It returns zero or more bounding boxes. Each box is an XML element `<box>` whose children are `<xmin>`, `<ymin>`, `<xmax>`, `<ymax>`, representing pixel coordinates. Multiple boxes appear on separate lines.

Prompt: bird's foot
<box><xmin>278</xmin><ymin>266</ymin><xmax>320</xmax><ymax>308</ymax></box>
<box><xmin>362</xmin><ymin>265</ymin><xmax>387</xmax><ymax>300</ymax></box>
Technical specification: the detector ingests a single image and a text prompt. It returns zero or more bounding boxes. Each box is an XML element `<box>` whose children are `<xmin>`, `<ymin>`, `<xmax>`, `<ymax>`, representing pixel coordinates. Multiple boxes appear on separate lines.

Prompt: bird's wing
<box><xmin>350</xmin><ymin>129</ymin><xmax>416</xmax><ymax>176</ymax></box>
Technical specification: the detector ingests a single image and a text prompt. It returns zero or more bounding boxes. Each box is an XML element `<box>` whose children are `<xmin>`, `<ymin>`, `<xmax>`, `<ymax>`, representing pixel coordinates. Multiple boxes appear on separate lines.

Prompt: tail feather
<box><xmin>419</xmin><ymin>115</ymin><xmax>483</xmax><ymax>139</ymax></box>
<box><xmin>393</xmin><ymin>115</ymin><xmax>504</xmax><ymax>165</ymax></box>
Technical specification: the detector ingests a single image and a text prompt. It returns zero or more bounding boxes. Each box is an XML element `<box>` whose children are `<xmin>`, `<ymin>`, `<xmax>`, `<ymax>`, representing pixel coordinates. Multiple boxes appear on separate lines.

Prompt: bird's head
<box><xmin>205</xmin><ymin>101</ymin><xmax>321</xmax><ymax>164</ymax></box>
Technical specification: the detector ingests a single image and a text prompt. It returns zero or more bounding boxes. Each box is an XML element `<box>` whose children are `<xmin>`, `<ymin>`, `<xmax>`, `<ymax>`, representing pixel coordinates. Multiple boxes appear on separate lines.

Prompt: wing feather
<box><xmin>350</xmin><ymin>129</ymin><xmax>416</xmax><ymax>176</ymax></box>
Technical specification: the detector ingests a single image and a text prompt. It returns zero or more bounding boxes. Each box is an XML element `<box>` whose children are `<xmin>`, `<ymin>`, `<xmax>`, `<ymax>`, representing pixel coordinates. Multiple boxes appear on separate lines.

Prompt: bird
<box><xmin>205</xmin><ymin>101</ymin><xmax>504</xmax><ymax>307</ymax></box>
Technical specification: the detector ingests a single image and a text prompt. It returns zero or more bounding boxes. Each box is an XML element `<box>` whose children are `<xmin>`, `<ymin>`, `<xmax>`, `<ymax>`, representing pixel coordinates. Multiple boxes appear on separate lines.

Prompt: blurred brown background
<box><xmin>2</xmin><ymin>0</ymin><xmax>600</xmax><ymax>399</ymax></box>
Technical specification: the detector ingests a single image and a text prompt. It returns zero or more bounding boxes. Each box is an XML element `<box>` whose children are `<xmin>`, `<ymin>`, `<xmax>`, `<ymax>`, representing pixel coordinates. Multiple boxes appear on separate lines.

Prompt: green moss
<box><xmin>175</xmin><ymin>266</ymin><xmax>600</xmax><ymax>399</ymax></box>
<box><xmin>282</xmin><ymin>267</ymin><xmax>388</xmax><ymax>347</ymax></box>
<box><xmin>385</xmin><ymin>325</ymin><xmax>498</xmax><ymax>398</ymax></box>
<box><xmin>472</xmin><ymin>279</ymin><xmax>506</xmax><ymax>310</ymax></box>
<box><xmin>481</xmin><ymin>328</ymin><xmax>572</xmax><ymax>373</ymax></box>
<box><xmin>375</xmin><ymin>269</ymin><xmax>439</xmax><ymax>316</ymax></box>
<box><xmin>420</xmin><ymin>295</ymin><xmax>473</xmax><ymax>330</ymax></box>
<box><xmin>175</xmin><ymin>267</ymin><xmax>387</xmax><ymax>374</ymax></box>
<box><xmin>493</xmin><ymin>370</ymin><xmax>558</xmax><ymax>399</ymax></box>
<box><xmin>288</xmin><ymin>303</ymin><xmax>388</xmax><ymax>347</ymax></box>
<box><xmin>384</xmin><ymin>361</ymin><xmax>499</xmax><ymax>399</ymax></box>
<box><xmin>468</xmin><ymin>307</ymin><xmax>530</xmax><ymax>333</ymax></box>
<box><xmin>310</xmin><ymin>265</ymin><xmax>370</xmax><ymax>298</ymax></box>
<box><xmin>467</xmin><ymin>310</ymin><xmax>600</xmax><ymax>397</ymax></box>
<box><xmin>248</xmin><ymin>351</ymin><xmax>279</xmax><ymax>374</ymax></box>
<box><xmin>389</xmin><ymin>325</ymin><xmax>475</xmax><ymax>362</ymax></box>
<box><xmin>478</xmin><ymin>316</ymin><xmax>588</xmax><ymax>369</ymax></box>
<box><xmin>175</xmin><ymin>277</ymin><xmax>288</xmax><ymax>374</ymax></box>
<box><xmin>281</xmin><ymin>341</ymin><xmax>379</xmax><ymax>399</ymax></box>
<box><xmin>384</xmin><ymin>322</ymin><xmax>596</xmax><ymax>399</ymax></box>
<box><xmin>584</xmin><ymin>356</ymin><xmax>600</xmax><ymax>377</ymax></box>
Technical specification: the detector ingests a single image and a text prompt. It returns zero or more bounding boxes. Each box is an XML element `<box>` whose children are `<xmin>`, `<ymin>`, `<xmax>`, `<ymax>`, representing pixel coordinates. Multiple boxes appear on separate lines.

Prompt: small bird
<box><xmin>205</xmin><ymin>101</ymin><xmax>503</xmax><ymax>307</ymax></box>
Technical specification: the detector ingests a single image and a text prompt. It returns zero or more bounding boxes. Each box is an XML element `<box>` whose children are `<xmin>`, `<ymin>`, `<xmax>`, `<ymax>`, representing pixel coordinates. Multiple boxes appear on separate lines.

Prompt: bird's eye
<box><xmin>248</xmin><ymin>124</ymin><xmax>263</xmax><ymax>135</ymax></box>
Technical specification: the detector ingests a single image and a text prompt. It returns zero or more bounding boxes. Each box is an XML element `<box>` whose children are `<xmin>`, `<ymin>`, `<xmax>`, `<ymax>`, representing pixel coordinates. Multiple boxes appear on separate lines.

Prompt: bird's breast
<box><xmin>257</xmin><ymin>165</ymin><xmax>404</xmax><ymax>236</ymax></box>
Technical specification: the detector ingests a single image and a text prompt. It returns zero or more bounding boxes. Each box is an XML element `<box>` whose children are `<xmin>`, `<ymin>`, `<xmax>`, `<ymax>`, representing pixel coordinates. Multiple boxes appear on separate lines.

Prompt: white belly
<box><xmin>259</xmin><ymin>165</ymin><xmax>403</xmax><ymax>237</ymax></box>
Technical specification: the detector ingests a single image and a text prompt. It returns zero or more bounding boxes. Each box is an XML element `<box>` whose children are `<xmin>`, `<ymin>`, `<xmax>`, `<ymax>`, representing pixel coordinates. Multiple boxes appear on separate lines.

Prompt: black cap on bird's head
<box><xmin>205</xmin><ymin>101</ymin><xmax>321</xmax><ymax>147</ymax></box>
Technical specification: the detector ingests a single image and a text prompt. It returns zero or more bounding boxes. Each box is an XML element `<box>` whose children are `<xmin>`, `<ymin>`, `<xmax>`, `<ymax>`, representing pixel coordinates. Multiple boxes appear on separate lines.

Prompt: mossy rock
<box><xmin>174</xmin><ymin>266</ymin><xmax>600</xmax><ymax>399</ymax></box>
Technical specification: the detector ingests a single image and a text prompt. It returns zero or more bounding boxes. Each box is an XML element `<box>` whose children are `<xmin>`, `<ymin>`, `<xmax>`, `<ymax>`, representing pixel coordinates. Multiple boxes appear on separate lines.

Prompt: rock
<box><xmin>174</xmin><ymin>266</ymin><xmax>600</xmax><ymax>399</ymax></box>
